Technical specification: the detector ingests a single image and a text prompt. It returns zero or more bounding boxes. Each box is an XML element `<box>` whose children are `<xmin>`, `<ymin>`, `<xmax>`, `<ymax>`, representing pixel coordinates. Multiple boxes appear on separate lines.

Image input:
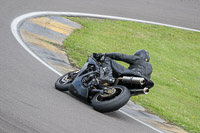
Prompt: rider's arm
<box><xmin>105</xmin><ymin>53</ymin><xmax>139</xmax><ymax>64</ymax></box>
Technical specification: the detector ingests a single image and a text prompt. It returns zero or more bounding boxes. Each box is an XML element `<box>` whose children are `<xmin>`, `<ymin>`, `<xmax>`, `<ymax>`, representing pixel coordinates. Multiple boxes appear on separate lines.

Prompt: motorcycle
<box><xmin>55</xmin><ymin>53</ymin><xmax>154</xmax><ymax>113</ymax></box>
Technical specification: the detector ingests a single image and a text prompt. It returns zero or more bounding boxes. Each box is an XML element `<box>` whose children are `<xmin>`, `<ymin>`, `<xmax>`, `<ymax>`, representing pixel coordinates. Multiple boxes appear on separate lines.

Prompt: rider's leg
<box><xmin>99</xmin><ymin>57</ymin><xmax>127</xmax><ymax>84</ymax></box>
<box><xmin>109</xmin><ymin>58</ymin><xmax>127</xmax><ymax>77</ymax></box>
<box><xmin>99</xmin><ymin>57</ymin><xmax>115</xmax><ymax>84</ymax></box>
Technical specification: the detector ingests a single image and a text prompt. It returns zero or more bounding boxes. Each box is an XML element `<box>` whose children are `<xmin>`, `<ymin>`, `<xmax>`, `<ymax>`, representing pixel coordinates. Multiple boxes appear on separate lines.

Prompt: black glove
<box><xmin>93</xmin><ymin>53</ymin><xmax>105</xmax><ymax>61</ymax></box>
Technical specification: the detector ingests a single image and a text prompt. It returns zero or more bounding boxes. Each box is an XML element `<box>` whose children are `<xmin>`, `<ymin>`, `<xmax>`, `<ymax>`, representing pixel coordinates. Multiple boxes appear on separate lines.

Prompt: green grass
<box><xmin>63</xmin><ymin>17</ymin><xmax>200</xmax><ymax>133</ymax></box>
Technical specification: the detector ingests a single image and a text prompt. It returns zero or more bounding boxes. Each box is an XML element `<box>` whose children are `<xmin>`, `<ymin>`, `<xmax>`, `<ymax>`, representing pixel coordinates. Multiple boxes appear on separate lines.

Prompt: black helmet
<box><xmin>134</xmin><ymin>49</ymin><xmax>150</xmax><ymax>62</ymax></box>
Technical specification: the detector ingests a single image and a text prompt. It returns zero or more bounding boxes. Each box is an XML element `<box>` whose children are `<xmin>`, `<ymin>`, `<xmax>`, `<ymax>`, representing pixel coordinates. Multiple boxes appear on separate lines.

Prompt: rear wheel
<box><xmin>55</xmin><ymin>71</ymin><xmax>78</xmax><ymax>91</ymax></box>
<box><xmin>91</xmin><ymin>85</ymin><xmax>130</xmax><ymax>113</ymax></box>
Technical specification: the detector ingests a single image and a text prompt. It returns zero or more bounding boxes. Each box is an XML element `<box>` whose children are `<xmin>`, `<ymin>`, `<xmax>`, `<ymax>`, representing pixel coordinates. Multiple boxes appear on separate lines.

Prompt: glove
<box><xmin>93</xmin><ymin>53</ymin><xmax>105</xmax><ymax>61</ymax></box>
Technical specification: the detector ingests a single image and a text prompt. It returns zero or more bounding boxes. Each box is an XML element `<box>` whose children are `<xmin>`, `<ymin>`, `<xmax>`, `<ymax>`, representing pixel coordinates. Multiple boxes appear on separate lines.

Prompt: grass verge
<box><xmin>63</xmin><ymin>17</ymin><xmax>200</xmax><ymax>133</ymax></box>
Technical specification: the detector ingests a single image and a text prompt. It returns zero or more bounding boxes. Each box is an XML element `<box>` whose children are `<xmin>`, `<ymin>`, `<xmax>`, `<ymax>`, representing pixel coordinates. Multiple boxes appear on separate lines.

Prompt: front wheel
<box><xmin>55</xmin><ymin>71</ymin><xmax>78</xmax><ymax>91</ymax></box>
<box><xmin>91</xmin><ymin>85</ymin><xmax>130</xmax><ymax>113</ymax></box>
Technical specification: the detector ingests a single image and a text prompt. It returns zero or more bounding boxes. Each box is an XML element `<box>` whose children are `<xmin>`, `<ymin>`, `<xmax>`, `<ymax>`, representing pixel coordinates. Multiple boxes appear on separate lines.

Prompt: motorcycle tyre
<box><xmin>91</xmin><ymin>85</ymin><xmax>130</xmax><ymax>113</ymax></box>
<box><xmin>55</xmin><ymin>73</ymin><xmax>72</xmax><ymax>91</ymax></box>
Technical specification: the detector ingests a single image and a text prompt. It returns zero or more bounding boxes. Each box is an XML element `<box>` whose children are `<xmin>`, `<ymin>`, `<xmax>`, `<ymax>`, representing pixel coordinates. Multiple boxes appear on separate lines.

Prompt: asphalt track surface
<box><xmin>1</xmin><ymin>0</ymin><xmax>200</xmax><ymax>133</ymax></box>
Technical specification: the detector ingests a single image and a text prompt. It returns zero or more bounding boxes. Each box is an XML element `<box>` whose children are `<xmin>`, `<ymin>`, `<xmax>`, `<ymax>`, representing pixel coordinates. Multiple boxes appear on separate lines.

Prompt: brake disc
<box><xmin>100</xmin><ymin>87</ymin><xmax>117</xmax><ymax>98</ymax></box>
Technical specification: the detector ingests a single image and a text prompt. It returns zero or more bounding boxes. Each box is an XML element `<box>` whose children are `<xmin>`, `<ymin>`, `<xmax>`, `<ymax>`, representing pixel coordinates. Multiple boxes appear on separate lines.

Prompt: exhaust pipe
<box><xmin>114</xmin><ymin>76</ymin><xmax>149</xmax><ymax>95</ymax></box>
<box><xmin>143</xmin><ymin>87</ymin><xmax>149</xmax><ymax>94</ymax></box>
<box><xmin>130</xmin><ymin>87</ymin><xmax>149</xmax><ymax>96</ymax></box>
<box><xmin>121</xmin><ymin>76</ymin><xmax>146</xmax><ymax>86</ymax></box>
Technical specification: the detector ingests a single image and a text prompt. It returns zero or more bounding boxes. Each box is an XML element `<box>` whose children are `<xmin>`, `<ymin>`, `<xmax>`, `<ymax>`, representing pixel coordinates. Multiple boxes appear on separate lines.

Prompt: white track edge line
<box><xmin>12</xmin><ymin>11</ymin><xmax>200</xmax><ymax>32</ymax></box>
<box><xmin>11</xmin><ymin>11</ymin><xmax>199</xmax><ymax>133</ymax></box>
<box><xmin>119</xmin><ymin>110</ymin><xmax>163</xmax><ymax>133</ymax></box>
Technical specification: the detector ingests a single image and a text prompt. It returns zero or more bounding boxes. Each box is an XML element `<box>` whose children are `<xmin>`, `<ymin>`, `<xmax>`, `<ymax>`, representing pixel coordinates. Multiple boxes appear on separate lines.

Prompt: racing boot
<box><xmin>99</xmin><ymin>66</ymin><xmax>115</xmax><ymax>85</ymax></box>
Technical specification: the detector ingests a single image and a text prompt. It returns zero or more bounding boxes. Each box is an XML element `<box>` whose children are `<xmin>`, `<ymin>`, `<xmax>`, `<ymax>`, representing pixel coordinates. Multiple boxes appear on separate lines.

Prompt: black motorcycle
<box><xmin>55</xmin><ymin>53</ymin><xmax>154</xmax><ymax>113</ymax></box>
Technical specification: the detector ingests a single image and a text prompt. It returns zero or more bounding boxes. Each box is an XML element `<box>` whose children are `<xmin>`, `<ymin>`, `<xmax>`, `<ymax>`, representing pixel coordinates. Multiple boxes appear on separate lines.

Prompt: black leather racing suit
<box><xmin>99</xmin><ymin>52</ymin><xmax>154</xmax><ymax>88</ymax></box>
<box><xmin>105</xmin><ymin>53</ymin><xmax>153</xmax><ymax>80</ymax></box>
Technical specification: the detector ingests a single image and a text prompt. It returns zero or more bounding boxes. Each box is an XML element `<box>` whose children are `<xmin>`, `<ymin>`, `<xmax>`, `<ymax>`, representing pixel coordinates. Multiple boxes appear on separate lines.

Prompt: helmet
<box><xmin>134</xmin><ymin>49</ymin><xmax>150</xmax><ymax>62</ymax></box>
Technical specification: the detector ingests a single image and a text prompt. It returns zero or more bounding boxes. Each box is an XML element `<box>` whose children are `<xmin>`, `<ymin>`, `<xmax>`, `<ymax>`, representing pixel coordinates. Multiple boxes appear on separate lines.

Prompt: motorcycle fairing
<box><xmin>69</xmin><ymin>56</ymin><xmax>99</xmax><ymax>98</ymax></box>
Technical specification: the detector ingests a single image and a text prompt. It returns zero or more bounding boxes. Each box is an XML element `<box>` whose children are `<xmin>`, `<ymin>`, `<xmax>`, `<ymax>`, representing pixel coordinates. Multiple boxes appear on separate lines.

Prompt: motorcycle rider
<box><xmin>95</xmin><ymin>49</ymin><xmax>154</xmax><ymax>87</ymax></box>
